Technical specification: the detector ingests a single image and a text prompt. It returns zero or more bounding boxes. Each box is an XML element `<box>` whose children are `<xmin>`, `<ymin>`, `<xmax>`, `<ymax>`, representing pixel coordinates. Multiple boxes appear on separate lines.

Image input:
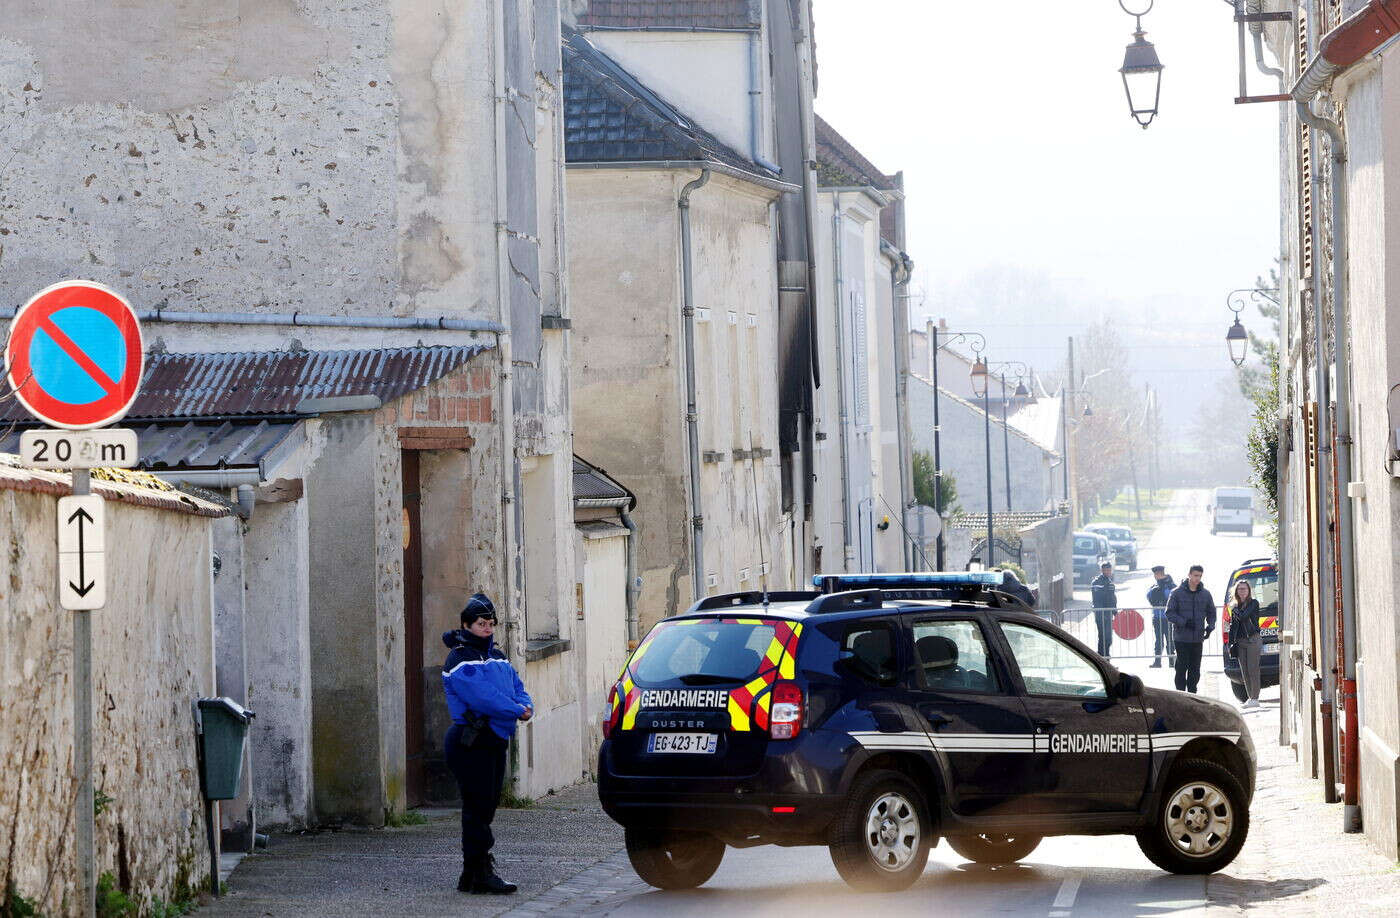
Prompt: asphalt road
<box><xmin>588</xmin><ymin>490</ymin><xmax>1279</xmax><ymax>917</ymax></box>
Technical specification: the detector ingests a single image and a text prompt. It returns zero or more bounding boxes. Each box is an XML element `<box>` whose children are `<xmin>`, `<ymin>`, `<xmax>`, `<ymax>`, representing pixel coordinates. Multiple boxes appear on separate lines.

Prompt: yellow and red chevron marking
<box><xmin>1259</xmin><ymin>616</ymin><xmax>1278</xmax><ymax>629</ymax></box>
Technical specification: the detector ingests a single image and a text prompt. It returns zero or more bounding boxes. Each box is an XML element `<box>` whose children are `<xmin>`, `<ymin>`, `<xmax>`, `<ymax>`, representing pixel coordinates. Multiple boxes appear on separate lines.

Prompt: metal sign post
<box><xmin>4</xmin><ymin>280</ymin><xmax>144</xmax><ymax>918</ymax></box>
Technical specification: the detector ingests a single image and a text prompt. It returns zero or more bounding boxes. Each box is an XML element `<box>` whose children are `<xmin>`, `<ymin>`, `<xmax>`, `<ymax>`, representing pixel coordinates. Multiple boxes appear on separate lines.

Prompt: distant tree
<box><xmin>912</xmin><ymin>451</ymin><xmax>961</xmax><ymax>515</ymax></box>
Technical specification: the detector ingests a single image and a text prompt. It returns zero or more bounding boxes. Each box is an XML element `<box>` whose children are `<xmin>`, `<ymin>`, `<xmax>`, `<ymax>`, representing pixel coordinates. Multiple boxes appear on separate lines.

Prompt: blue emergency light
<box><xmin>811</xmin><ymin>572</ymin><xmax>1002</xmax><ymax>591</ymax></box>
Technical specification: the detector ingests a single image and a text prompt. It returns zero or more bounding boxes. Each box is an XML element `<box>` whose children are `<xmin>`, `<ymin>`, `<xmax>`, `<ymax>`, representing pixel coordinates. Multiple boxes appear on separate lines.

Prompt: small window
<box><xmin>840</xmin><ymin>622</ymin><xmax>896</xmax><ymax>685</ymax></box>
<box><xmin>911</xmin><ymin>620</ymin><xmax>1001</xmax><ymax>693</ymax></box>
<box><xmin>1000</xmin><ymin>623</ymin><xmax>1107</xmax><ymax>698</ymax></box>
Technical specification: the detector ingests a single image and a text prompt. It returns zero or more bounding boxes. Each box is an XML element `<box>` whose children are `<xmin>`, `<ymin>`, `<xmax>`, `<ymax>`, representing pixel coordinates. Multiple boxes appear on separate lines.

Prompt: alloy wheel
<box><xmin>865</xmin><ymin>791</ymin><xmax>921</xmax><ymax>872</ymax></box>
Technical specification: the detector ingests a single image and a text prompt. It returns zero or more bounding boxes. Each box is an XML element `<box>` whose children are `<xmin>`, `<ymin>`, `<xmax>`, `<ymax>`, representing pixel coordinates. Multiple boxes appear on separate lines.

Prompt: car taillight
<box><xmin>602</xmin><ymin>683</ymin><xmax>620</xmax><ymax>738</ymax></box>
<box><xmin>1222</xmin><ymin>605</ymin><xmax>1232</xmax><ymax>644</ymax></box>
<box><xmin>769</xmin><ymin>681</ymin><xmax>803</xmax><ymax>740</ymax></box>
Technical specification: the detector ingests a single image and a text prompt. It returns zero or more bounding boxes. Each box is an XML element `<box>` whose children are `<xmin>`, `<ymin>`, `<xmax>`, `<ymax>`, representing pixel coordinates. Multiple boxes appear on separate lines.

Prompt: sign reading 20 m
<box><xmin>4</xmin><ymin>281</ymin><xmax>145</xmax><ymax>430</ymax></box>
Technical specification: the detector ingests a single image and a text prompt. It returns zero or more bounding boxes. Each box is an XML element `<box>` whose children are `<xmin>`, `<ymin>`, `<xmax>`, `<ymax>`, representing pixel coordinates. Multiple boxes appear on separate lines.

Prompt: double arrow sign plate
<box><xmin>58</xmin><ymin>495</ymin><xmax>104</xmax><ymax>610</ymax></box>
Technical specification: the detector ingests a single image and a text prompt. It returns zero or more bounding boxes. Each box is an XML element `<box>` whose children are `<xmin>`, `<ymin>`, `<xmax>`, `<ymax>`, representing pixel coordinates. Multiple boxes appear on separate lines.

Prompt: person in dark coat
<box><xmin>1146</xmin><ymin>565</ymin><xmax>1177</xmax><ymax>668</ymax></box>
<box><xmin>1090</xmin><ymin>561</ymin><xmax>1117</xmax><ymax>658</ymax></box>
<box><xmin>999</xmin><ymin>569</ymin><xmax>1037</xmax><ymax>609</ymax></box>
<box><xmin>441</xmin><ymin>593</ymin><xmax>533</xmax><ymax>895</ymax></box>
<box><xmin>1228</xmin><ymin>579</ymin><xmax>1263</xmax><ymax>708</ymax></box>
<box><xmin>1165</xmin><ymin>565</ymin><xmax>1216</xmax><ymax>694</ymax></box>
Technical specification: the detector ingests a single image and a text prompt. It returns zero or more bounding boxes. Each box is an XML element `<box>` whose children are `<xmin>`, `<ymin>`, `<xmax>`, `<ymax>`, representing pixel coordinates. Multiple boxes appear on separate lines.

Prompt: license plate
<box><xmin>647</xmin><ymin>733</ymin><xmax>718</xmax><ymax>754</ymax></box>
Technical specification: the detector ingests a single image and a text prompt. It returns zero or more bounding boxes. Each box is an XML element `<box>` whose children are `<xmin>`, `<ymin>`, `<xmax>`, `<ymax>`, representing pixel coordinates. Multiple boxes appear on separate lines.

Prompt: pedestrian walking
<box><xmin>1146</xmin><ymin>565</ymin><xmax>1177</xmax><ymax>669</ymax></box>
<box><xmin>441</xmin><ymin>593</ymin><xmax>534</xmax><ymax>895</ymax></box>
<box><xmin>1229</xmin><ymin>579</ymin><xmax>1263</xmax><ymax>708</ymax></box>
<box><xmin>1090</xmin><ymin>561</ymin><xmax>1117</xmax><ymax>658</ymax></box>
<box><xmin>1165</xmin><ymin>565</ymin><xmax>1216</xmax><ymax>694</ymax></box>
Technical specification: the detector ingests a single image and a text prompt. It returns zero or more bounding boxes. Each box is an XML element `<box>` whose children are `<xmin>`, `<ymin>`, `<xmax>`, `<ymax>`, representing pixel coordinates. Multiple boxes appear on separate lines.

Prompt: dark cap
<box><xmin>1100</xmin><ymin>561</ymin><xmax>1113</xmax><ymax>569</ymax></box>
<box><xmin>1151</xmin><ymin>564</ymin><xmax>1165</xmax><ymax>573</ymax></box>
<box><xmin>461</xmin><ymin>592</ymin><xmax>497</xmax><ymax>624</ymax></box>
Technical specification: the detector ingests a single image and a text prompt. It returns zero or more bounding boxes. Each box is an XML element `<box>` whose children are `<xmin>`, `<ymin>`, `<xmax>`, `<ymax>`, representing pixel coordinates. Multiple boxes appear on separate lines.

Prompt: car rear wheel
<box><xmin>624</xmin><ymin>827</ymin><xmax>724</xmax><ymax>889</ymax></box>
<box><xmin>828</xmin><ymin>769</ymin><xmax>931</xmax><ymax>891</ymax></box>
<box><xmin>946</xmin><ymin>833</ymin><xmax>1042</xmax><ymax>864</ymax></box>
<box><xmin>1136</xmin><ymin>758</ymin><xmax>1249</xmax><ymax>874</ymax></box>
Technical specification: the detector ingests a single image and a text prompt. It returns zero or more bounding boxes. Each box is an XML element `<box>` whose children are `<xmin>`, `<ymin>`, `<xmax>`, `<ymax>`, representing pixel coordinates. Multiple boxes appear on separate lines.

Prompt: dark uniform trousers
<box><xmin>1094</xmin><ymin>609</ymin><xmax>1114</xmax><ymax>657</ymax></box>
<box><xmin>1152</xmin><ymin>612</ymin><xmax>1175</xmax><ymax>659</ymax></box>
<box><xmin>1174</xmin><ymin>642</ymin><xmax>1205</xmax><ymax>694</ymax></box>
<box><xmin>445</xmin><ymin>723</ymin><xmax>509</xmax><ymax>860</ymax></box>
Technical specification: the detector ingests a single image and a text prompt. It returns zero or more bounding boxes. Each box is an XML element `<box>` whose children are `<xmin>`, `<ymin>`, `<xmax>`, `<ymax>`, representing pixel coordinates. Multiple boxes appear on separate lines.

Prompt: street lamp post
<box><xmin>970</xmin><ymin>350</ymin><xmax>994</xmax><ymax>567</ymax></box>
<box><xmin>1119</xmin><ymin>1</ymin><xmax>1164</xmax><ymax>129</ymax></box>
<box><xmin>989</xmin><ymin>361</ymin><xmax>1031</xmax><ymax>512</ymax></box>
<box><xmin>930</xmin><ymin>327</ymin><xmax>986</xmax><ymax>570</ymax></box>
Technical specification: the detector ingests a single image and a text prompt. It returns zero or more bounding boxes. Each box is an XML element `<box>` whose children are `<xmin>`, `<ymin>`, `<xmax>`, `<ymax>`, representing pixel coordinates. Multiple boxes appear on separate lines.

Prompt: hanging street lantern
<box><xmin>1119</xmin><ymin>1</ymin><xmax>1164</xmax><ymax>129</ymax></box>
<box><xmin>1014</xmin><ymin>379</ymin><xmax>1030</xmax><ymax>398</ymax></box>
<box><xmin>1227</xmin><ymin>316</ymin><xmax>1249</xmax><ymax>367</ymax></box>
<box><xmin>970</xmin><ymin>357</ymin><xmax>989</xmax><ymax>398</ymax></box>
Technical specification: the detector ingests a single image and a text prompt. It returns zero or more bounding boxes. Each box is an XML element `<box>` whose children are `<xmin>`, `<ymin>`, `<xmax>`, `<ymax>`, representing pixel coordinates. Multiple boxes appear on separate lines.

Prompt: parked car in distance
<box><xmin>1210</xmin><ymin>487</ymin><xmax>1255</xmax><ymax>536</ymax></box>
<box><xmin>1084</xmin><ymin>523</ymin><xmax>1138</xmax><ymax>570</ymax></box>
<box><xmin>1221</xmin><ymin>558</ymin><xmax>1281</xmax><ymax>701</ymax></box>
<box><xmin>1072</xmin><ymin>531</ymin><xmax>1114</xmax><ymax>584</ymax></box>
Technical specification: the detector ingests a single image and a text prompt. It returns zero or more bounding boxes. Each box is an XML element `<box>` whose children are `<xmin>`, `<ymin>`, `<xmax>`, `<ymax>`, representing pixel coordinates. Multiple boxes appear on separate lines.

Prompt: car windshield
<box><xmin>1074</xmin><ymin>537</ymin><xmax>1098</xmax><ymax>553</ymax></box>
<box><xmin>632</xmin><ymin>619</ymin><xmax>781</xmax><ymax>685</ymax></box>
<box><xmin>1096</xmin><ymin>528</ymin><xmax>1130</xmax><ymax>541</ymax></box>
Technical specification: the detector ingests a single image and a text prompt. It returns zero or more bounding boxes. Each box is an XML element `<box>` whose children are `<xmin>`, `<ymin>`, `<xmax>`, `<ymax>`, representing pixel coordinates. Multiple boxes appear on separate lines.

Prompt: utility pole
<box><xmin>1066</xmin><ymin>337</ymin><xmax>1078</xmax><ymax>528</ymax></box>
<box><xmin>1000</xmin><ymin>373</ymin><xmax>1012</xmax><ymax>511</ymax></box>
<box><xmin>930</xmin><ymin>321</ymin><xmax>945</xmax><ymax>570</ymax></box>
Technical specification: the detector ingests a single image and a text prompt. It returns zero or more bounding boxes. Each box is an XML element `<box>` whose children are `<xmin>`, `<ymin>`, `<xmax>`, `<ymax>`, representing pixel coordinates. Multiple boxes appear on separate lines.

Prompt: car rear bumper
<box><xmin>599</xmin><ymin>788</ymin><xmax>841</xmax><ymax>840</ymax></box>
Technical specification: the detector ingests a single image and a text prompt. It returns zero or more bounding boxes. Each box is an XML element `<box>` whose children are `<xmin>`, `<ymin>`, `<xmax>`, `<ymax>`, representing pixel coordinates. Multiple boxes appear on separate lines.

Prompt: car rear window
<box><xmin>1217</xmin><ymin>496</ymin><xmax>1252</xmax><ymax>509</ymax></box>
<box><xmin>633</xmin><ymin>619</ymin><xmax>780</xmax><ymax>685</ymax></box>
<box><xmin>1229</xmin><ymin>568</ymin><xmax>1279</xmax><ymax>617</ymax></box>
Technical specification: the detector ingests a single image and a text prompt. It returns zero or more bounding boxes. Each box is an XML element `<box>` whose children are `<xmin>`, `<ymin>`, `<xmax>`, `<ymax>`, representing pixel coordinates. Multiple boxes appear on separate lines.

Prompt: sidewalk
<box><xmin>200</xmin><ymin>783</ymin><xmax>624</xmax><ymax>917</ymax></box>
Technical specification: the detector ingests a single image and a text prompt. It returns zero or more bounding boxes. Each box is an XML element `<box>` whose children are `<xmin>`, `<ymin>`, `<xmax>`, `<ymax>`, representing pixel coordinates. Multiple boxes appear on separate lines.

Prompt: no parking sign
<box><xmin>4</xmin><ymin>280</ymin><xmax>144</xmax><ymax>429</ymax></box>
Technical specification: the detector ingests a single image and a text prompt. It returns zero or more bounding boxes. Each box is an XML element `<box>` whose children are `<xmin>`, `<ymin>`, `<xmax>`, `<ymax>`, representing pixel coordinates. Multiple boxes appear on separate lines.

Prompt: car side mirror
<box><xmin>1116</xmin><ymin>672</ymin><xmax>1144</xmax><ymax>699</ymax></box>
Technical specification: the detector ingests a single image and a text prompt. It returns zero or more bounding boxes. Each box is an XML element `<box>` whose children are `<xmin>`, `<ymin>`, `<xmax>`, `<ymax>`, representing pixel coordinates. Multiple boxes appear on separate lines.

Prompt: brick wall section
<box><xmin>375</xmin><ymin>362</ymin><xmax>496</xmax><ymax>429</ymax></box>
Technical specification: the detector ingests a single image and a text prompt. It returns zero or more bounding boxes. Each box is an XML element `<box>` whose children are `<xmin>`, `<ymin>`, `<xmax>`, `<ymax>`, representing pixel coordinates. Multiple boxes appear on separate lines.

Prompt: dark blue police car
<box><xmin>598</xmin><ymin>573</ymin><xmax>1255</xmax><ymax>892</ymax></box>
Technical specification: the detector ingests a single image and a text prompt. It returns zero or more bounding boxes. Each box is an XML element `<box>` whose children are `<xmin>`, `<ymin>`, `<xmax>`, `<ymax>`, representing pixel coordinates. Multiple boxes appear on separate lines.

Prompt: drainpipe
<box><xmin>747</xmin><ymin>18</ymin><xmax>783</xmax><ymax>175</ymax></box>
<box><xmin>828</xmin><ymin>195</ymin><xmax>854</xmax><ymax>570</ymax></box>
<box><xmin>679</xmin><ymin>169</ymin><xmax>711</xmax><ymax>602</ymax></box>
<box><xmin>1294</xmin><ymin>32</ymin><xmax>1367</xmax><ymax>831</ymax></box>
<box><xmin>491</xmin><ymin>0</ymin><xmax>520</xmax><ymax>669</ymax></box>
<box><xmin>888</xmin><ymin>248</ymin><xmax>914</xmax><ymax>570</ymax></box>
<box><xmin>1245</xmin><ymin>1</ymin><xmax>1286</xmax><ymax>88</ymax></box>
<box><xmin>620</xmin><ymin>508</ymin><xmax>640</xmax><ymax>645</ymax></box>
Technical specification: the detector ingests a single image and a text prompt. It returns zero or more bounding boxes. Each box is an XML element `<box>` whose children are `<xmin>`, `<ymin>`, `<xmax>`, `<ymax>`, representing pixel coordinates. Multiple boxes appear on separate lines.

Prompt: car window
<box><xmin>910</xmin><ymin>620</ymin><xmax>1001</xmax><ymax>693</ymax></box>
<box><xmin>1217</xmin><ymin>496</ymin><xmax>1252</xmax><ymax>509</ymax></box>
<box><xmin>633</xmin><ymin>620</ymin><xmax>777</xmax><ymax>684</ymax></box>
<box><xmin>1000</xmin><ymin>622</ymin><xmax>1108</xmax><ymax>698</ymax></box>
<box><xmin>1074</xmin><ymin>536</ymin><xmax>1097</xmax><ymax>552</ymax></box>
<box><xmin>1229</xmin><ymin>568</ymin><xmax>1280</xmax><ymax>617</ymax></box>
<box><xmin>840</xmin><ymin>623</ymin><xmax>897</xmax><ymax>685</ymax></box>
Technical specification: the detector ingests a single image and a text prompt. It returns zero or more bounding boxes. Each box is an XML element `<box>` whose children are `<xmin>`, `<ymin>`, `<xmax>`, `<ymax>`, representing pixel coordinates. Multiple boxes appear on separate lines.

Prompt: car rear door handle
<box><xmin>925</xmin><ymin>713</ymin><xmax>951</xmax><ymax>729</ymax></box>
<box><xmin>1033</xmin><ymin>718</ymin><xmax>1059</xmax><ymax>734</ymax></box>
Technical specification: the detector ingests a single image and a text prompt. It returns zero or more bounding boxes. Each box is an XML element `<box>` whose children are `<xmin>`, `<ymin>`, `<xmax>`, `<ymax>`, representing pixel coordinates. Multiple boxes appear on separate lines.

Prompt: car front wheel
<box><xmin>1136</xmin><ymin>758</ymin><xmax>1249</xmax><ymax>874</ymax></box>
<box><xmin>829</xmin><ymin>769</ymin><xmax>932</xmax><ymax>891</ymax></box>
<box><xmin>946</xmin><ymin>833</ymin><xmax>1041</xmax><ymax>865</ymax></box>
<box><xmin>624</xmin><ymin>827</ymin><xmax>724</xmax><ymax>889</ymax></box>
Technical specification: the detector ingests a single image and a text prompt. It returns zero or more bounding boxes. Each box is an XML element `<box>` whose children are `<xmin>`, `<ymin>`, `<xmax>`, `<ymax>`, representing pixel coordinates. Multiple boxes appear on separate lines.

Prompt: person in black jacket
<box><xmin>441</xmin><ymin>593</ymin><xmax>533</xmax><ymax>895</ymax></box>
<box><xmin>999</xmin><ymin>569</ymin><xmax>1037</xmax><ymax>609</ymax></box>
<box><xmin>1146</xmin><ymin>565</ymin><xmax>1177</xmax><ymax>668</ymax></box>
<box><xmin>1090</xmin><ymin>561</ymin><xmax>1117</xmax><ymax>658</ymax></box>
<box><xmin>1165</xmin><ymin>565</ymin><xmax>1216</xmax><ymax>694</ymax></box>
<box><xmin>1228</xmin><ymin>579</ymin><xmax>1263</xmax><ymax>708</ymax></box>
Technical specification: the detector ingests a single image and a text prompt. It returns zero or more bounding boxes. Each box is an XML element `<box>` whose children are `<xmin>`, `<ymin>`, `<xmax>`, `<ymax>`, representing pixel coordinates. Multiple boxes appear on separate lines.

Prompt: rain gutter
<box><xmin>0</xmin><ymin>307</ymin><xmax>506</xmax><ymax>334</ymax></box>
<box><xmin>566</xmin><ymin>160</ymin><xmax>797</xmax><ymax>195</ymax></box>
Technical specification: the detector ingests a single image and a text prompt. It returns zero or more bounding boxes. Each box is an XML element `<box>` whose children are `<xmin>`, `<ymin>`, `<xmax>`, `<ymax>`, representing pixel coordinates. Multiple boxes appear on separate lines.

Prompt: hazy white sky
<box><xmin>811</xmin><ymin>0</ymin><xmax>1282</xmax><ymax>419</ymax></box>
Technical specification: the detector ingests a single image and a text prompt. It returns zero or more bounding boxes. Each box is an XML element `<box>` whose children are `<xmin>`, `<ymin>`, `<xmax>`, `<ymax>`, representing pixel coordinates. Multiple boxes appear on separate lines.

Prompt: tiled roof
<box><xmin>815</xmin><ymin>115</ymin><xmax>896</xmax><ymax>191</ymax></box>
<box><xmin>573</xmin><ymin>455</ymin><xmax>635</xmax><ymax>509</ymax></box>
<box><xmin>576</xmin><ymin>0</ymin><xmax>761</xmax><ymax>30</ymax></box>
<box><xmin>0</xmin><ymin>345</ymin><xmax>491</xmax><ymax>422</ymax></box>
<box><xmin>0</xmin><ymin>453</ymin><xmax>229</xmax><ymax>517</ymax></box>
<box><xmin>563</xmin><ymin>29</ymin><xmax>778</xmax><ymax>180</ymax></box>
<box><xmin>0</xmin><ymin>420</ymin><xmax>301</xmax><ymax>473</ymax></box>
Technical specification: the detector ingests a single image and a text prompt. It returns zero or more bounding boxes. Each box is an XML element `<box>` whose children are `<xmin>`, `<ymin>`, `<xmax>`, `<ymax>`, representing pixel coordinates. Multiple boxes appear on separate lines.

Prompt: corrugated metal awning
<box><xmin>0</xmin><ymin>420</ymin><xmax>302</xmax><ymax>475</ymax></box>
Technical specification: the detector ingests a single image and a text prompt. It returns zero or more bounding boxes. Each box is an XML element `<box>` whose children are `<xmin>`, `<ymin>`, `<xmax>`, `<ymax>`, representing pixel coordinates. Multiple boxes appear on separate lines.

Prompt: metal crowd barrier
<box><xmin>1038</xmin><ymin>607</ymin><xmax>1221</xmax><ymax>661</ymax></box>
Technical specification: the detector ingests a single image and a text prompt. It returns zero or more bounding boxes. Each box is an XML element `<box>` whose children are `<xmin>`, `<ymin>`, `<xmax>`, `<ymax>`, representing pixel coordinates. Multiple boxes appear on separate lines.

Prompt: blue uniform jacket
<box><xmin>1146</xmin><ymin>576</ymin><xmax>1177</xmax><ymax>616</ymax></box>
<box><xmin>441</xmin><ymin>630</ymin><xmax>533</xmax><ymax>740</ymax></box>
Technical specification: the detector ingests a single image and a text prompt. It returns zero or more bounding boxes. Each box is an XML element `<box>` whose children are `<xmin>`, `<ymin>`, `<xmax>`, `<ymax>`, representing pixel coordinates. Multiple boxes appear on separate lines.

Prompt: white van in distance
<box><xmin>1211</xmin><ymin>487</ymin><xmax>1255</xmax><ymax>536</ymax></box>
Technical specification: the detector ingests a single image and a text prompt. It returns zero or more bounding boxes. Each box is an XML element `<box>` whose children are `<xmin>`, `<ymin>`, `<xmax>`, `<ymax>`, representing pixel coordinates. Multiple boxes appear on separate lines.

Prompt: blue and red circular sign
<box><xmin>4</xmin><ymin>281</ymin><xmax>144</xmax><ymax>430</ymax></box>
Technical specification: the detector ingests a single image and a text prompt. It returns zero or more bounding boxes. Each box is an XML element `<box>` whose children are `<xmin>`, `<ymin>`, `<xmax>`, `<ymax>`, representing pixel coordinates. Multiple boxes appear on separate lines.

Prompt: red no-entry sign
<box><xmin>4</xmin><ymin>281</ymin><xmax>144</xmax><ymax>430</ymax></box>
<box><xmin>1113</xmin><ymin>608</ymin><xmax>1146</xmax><ymax>641</ymax></box>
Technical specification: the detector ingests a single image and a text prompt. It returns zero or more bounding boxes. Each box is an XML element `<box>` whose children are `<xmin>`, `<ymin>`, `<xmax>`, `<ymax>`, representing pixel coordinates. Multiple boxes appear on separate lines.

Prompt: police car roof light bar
<box><xmin>812</xmin><ymin>572</ymin><xmax>1002</xmax><ymax>592</ymax></box>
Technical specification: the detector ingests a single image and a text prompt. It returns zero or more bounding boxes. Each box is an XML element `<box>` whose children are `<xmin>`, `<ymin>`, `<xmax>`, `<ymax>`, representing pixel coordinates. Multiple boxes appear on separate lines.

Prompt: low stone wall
<box><xmin>1018</xmin><ymin>514</ymin><xmax>1072</xmax><ymax>608</ymax></box>
<box><xmin>0</xmin><ymin>469</ymin><xmax>223</xmax><ymax>913</ymax></box>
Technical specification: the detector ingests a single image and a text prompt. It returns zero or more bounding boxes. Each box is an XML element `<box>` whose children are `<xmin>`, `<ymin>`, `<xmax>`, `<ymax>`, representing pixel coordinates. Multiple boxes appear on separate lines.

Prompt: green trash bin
<box><xmin>197</xmin><ymin>697</ymin><xmax>255</xmax><ymax>801</ymax></box>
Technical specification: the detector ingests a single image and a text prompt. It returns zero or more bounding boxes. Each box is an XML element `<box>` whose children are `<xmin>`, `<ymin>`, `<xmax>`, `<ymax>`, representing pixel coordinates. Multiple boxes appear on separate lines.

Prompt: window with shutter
<box><xmin>850</xmin><ymin>291</ymin><xmax>870</xmax><ymax>428</ymax></box>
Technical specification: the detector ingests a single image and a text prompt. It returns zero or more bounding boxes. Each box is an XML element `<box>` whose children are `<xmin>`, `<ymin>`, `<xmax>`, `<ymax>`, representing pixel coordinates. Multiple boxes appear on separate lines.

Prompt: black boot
<box><xmin>471</xmin><ymin>854</ymin><xmax>518</xmax><ymax>895</ymax></box>
<box><xmin>456</xmin><ymin>860</ymin><xmax>474</xmax><ymax>893</ymax></box>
